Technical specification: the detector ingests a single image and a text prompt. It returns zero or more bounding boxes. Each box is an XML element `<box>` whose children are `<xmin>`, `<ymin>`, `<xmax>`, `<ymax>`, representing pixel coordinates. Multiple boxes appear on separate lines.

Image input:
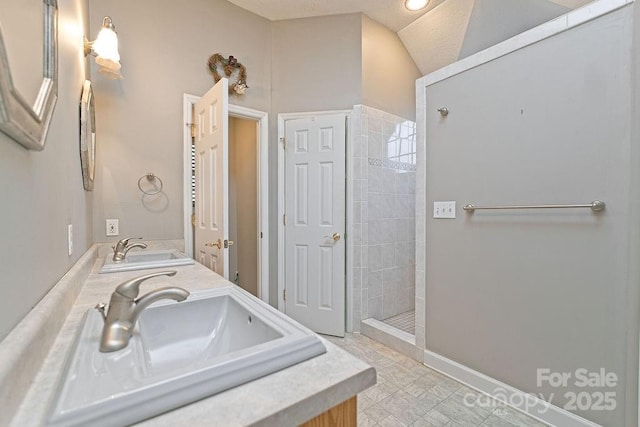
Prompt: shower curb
<box><xmin>360</xmin><ymin>318</ymin><xmax>421</xmax><ymax>362</ymax></box>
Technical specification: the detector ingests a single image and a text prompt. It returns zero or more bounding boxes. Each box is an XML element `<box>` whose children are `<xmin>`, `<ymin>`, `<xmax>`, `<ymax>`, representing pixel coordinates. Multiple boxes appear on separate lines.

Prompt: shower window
<box><xmin>386</xmin><ymin>121</ymin><xmax>416</xmax><ymax>167</ymax></box>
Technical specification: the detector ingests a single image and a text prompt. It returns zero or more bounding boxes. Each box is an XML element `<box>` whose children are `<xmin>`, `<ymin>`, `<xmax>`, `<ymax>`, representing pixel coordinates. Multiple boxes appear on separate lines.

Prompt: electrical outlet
<box><xmin>67</xmin><ymin>224</ymin><xmax>73</xmax><ymax>256</ymax></box>
<box><xmin>106</xmin><ymin>219</ymin><xmax>119</xmax><ymax>236</ymax></box>
<box><xmin>433</xmin><ymin>201</ymin><xmax>456</xmax><ymax>219</ymax></box>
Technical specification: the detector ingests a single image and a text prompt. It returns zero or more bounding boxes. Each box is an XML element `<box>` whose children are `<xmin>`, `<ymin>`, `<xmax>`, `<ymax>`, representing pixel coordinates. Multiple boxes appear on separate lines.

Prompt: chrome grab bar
<box><xmin>463</xmin><ymin>200</ymin><xmax>605</xmax><ymax>213</ymax></box>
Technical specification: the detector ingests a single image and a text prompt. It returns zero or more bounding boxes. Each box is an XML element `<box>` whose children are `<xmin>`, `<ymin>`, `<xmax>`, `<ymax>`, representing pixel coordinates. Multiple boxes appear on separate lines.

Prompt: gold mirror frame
<box><xmin>79</xmin><ymin>80</ymin><xmax>95</xmax><ymax>191</ymax></box>
<box><xmin>0</xmin><ymin>0</ymin><xmax>58</xmax><ymax>151</ymax></box>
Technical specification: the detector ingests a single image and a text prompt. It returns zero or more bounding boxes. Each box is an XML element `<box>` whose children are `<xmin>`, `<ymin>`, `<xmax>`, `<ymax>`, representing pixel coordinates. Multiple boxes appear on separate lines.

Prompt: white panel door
<box><xmin>194</xmin><ymin>79</ymin><xmax>229</xmax><ymax>278</ymax></box>
<box><xmin>284</xmin><ymin>114</ymin><xmax>346</xmax><ymax>337</ymax></box>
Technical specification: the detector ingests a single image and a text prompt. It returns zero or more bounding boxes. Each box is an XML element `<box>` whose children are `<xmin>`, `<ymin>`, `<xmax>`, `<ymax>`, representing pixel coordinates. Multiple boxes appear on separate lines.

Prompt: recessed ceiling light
<box><xmin>405</xmin><ymin>0</ymin><xmax>430</xmax><ymax>11</ymax></box>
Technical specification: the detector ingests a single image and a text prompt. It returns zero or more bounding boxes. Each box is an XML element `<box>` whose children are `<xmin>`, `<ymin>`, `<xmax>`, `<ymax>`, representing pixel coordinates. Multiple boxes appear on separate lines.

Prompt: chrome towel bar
<box><xmin>463</xmin><ymin>200</ymin><xmax>605</xmax><ymax>213</ymax></box>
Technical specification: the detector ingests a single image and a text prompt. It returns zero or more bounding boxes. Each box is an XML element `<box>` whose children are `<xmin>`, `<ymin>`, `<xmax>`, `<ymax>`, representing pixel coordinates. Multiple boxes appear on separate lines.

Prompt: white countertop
<box><xmin>9</xmin><ymin>251</ymin><xmax>376</xmax><ymax>426</ymax></box>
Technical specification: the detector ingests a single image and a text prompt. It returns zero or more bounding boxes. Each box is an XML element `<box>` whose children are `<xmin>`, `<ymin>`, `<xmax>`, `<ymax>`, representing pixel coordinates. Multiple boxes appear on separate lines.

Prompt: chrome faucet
<box><xmin>97</xmin><ymin>270</ymin><xmax>190</xmax><ymax>352</ymax></box>
<box><xmin>112</xmin><ymin>237</ymin><xmax>147</xmax><ymax>262</ymax></box>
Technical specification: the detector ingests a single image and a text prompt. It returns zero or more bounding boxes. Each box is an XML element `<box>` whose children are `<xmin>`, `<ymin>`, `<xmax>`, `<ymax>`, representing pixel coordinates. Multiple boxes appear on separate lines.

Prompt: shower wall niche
<box><xmin>350</xmin><ymin>105</ymin><xmax>416</xmax><ymax>332</ymax></box>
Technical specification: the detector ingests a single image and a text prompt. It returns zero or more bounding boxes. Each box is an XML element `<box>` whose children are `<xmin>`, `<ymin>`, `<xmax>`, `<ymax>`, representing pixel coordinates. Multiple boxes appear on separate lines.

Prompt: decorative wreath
<box><xmin>208</xmin><ymin>53</ymin><xmax>249</xmax><ymax>95</ymax></box>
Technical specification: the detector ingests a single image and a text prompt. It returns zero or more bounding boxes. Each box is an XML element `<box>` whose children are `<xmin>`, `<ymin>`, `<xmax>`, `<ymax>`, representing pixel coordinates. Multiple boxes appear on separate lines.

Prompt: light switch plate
<box><xmin>433</xmin><ymin>201</ymin><xmax>456</xmax><ymax>219</ymax></box>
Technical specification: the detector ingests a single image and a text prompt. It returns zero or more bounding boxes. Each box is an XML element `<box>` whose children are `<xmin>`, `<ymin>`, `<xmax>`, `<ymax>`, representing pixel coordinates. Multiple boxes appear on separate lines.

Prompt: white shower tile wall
<box><xmin>350</xmin><ymin>105</ymin><xmax>416</xmax><ymax>332</ymax></box>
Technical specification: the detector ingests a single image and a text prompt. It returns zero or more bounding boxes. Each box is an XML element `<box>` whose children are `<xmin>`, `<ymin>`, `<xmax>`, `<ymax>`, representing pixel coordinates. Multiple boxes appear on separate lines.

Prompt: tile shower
<box><xmin>350</xmin><ymin>105</ymin><xmax>416</xmax><ymax>334</ymax></box>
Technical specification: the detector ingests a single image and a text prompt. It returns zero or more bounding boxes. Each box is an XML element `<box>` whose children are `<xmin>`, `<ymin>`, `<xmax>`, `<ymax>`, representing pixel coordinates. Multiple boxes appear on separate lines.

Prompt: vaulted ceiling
<box><xmin>226</xmin><ymin>0</ymin><xmax>594</xmax><ymax>32</ymax></box>
<box><xmin>226</xmin><ymin>0</ymin><xmax>595</xmax><ymax>75</ymax></box>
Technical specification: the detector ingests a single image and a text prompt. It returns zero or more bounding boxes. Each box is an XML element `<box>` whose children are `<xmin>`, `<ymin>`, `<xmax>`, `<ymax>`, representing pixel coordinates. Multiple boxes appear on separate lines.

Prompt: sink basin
<box><xmin>99</xmin><ymin>249</ymin><xmax>194</xmax><ymax>273</ymax></box>
<box><xmin>47</xmin><ymin>286</ymin><xmax>326</xmax><ymax>427</ymax></box>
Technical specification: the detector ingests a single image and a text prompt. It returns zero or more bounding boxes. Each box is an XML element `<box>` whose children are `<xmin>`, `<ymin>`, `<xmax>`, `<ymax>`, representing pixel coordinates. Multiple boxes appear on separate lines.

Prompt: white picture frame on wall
<box><xmin>0</xmin><ymin>0</ymin><xmax>58</xmax><ymax>151</ymax></box>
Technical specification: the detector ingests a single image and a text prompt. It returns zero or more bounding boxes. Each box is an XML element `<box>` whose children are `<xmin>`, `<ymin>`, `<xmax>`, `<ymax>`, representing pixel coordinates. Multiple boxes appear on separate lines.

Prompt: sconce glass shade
<box><xmin>405</xmin><ymin>0</ymin><xmax>430</xmax><ymax>11</ymax></box>
<box><xmin>93</xmin><ymin>26</ymin><xmax>120</xmax><ymax>61</ymax></box>
<box><xmin>86</xmin><ymin>17</ymin><xmax>123</xmax><ymax>80</ymax></box>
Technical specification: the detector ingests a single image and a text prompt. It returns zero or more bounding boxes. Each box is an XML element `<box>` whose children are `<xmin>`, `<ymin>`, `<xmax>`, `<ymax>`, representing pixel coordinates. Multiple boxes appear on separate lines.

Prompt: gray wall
<box><xmin>0</xmin><ymin>0</ymin><xmax>92</xmax><ymax>340</ymax></box>
<box><xmin>627</xmin><ymin>2</ymin><xmax>640</xmax><ymax>424</ymax></box>
<box><xmin>271</xmin><ymin>14</ymin><xmax>363</xmax><ymax>115</ymax></box>
<box><xmin>270</xmin><ymin>12</ymin><xmax>419</xmax><ymax>128</ymax></box>
<box><xmin>89</xmin><ymin>0</ymin><xmax>272</xmax><ymax>244</ymax></box>
<box><xmin>423</xmin><ymin>8</ymin><xmax>636</xmax><ymax>425</ymax></box>
<box><xmin>361</xmin><ymin>15</ymin><xmax>422</xmax><ymax>121</ymax></box>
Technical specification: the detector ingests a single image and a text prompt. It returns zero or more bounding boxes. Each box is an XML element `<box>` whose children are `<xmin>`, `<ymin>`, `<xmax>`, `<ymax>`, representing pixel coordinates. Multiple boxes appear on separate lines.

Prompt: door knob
<box><xmin>323</xmin><ymin>233</ymin><xmax>341</xmax><ymax>242</ymax></box>
<box><xmin>205</xmin><ymin>239</ymin><xmax>223</xmax><ymax>250</ymax></box>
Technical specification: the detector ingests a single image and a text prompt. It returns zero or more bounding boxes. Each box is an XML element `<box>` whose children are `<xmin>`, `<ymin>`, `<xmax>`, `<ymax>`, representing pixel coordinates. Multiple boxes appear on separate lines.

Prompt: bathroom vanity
<box><xmin>1</xmin><ymin>243</ymin><xmax>376</xmax><ymax>426</ymax></box>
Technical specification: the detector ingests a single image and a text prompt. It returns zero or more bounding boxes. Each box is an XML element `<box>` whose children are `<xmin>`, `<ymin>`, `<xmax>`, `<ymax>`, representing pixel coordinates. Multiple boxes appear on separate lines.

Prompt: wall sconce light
<box><xmin>84</xmin><ymin>16</ymin><xmax>122</xmax><ymax>80</ymax></box>
<box><xmin>405</xmin><ymin>0</ymin><xmax>430</xmax><ymax>11</ymax></box>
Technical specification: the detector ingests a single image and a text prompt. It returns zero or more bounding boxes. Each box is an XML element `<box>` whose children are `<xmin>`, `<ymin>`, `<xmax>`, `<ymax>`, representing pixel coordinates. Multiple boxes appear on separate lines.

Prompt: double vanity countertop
<box><xmin>3</xmin><ymin>244</ymin><xmax>376</xmax><ymax>426</ymax></box>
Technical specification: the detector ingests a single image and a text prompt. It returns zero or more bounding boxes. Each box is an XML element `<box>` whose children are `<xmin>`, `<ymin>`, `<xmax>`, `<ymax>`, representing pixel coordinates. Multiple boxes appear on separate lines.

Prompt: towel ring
<box><xmin>137</xmin><ymin>173</ymin><xmax>163</xmax><ymax>195</ymax></box>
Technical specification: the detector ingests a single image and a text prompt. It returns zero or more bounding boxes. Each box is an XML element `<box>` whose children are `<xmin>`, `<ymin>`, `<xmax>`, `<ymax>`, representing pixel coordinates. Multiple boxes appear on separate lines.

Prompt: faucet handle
<box><xmin>118</xmin><ymin>237</ymin><xmax>143</xmax><ymax>246</ymax></box>
<box><xmin>95</xmin><ymin>303</ymin><xmax>107</xmax><ymax>320</ymax></box>
<box><xmin>115</xmin><ymin>270</ymin><xmax>177</xmax><ymax>299</ymax></box>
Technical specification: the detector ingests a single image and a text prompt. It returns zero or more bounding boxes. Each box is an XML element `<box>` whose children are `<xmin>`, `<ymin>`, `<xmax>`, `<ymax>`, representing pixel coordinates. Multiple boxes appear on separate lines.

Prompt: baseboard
<box><xmin>423</xmin><ymin>350</ymin><xmax>602</xmax><ymax>427</ymax></box>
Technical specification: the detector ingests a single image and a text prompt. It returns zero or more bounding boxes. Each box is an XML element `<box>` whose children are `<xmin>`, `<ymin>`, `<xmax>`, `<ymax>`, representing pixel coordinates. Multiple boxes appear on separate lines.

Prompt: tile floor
<box><xmin>323</xmin><ymin>333</ymin><xmax>548</xmax><ymax>427</ymax></box>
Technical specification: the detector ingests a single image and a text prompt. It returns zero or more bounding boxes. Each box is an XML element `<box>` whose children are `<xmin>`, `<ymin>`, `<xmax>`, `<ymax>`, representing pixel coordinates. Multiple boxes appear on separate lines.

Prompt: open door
<box><xmin>193</xmin><ymin>78</ymin><xmax>229</xmax><ymax>278</ymax></box>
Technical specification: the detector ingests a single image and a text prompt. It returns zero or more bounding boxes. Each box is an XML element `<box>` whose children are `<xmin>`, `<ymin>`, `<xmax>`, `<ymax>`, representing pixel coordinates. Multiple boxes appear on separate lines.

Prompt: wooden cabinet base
<box><xmin>300</xmin><ymin>396</ymin><xmax>357</xmax><ymax>427</ymax></box>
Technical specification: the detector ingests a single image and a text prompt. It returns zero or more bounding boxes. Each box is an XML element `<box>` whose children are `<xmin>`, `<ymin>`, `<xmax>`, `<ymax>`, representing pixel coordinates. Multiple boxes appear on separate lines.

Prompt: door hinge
<box><xmin>260</xmin><ymin>231</ymin><xmax>263</xmax><ymax>238</ymax></box>
<box><xmin>186</xmin><ymin>122</ymin><xmax>196</xmax><ymax>139</ymax></box>
<box><xmin>191</xmin><ymin>213</ymin><xmax>196</xmax><ymax>226</ymax></box>
<box><xmin>283</xmin><ymin>289</ymin><xmax>287</xmax><ymax>301</ymax></box>
<box><xmin>280</xmin><ymin>137</ymin><xmax>286</xmax><ymax>149</ymax></box>
<box><xmin>283</xmin><ymin>214</ymin><xmax>287</xmax><ymax>226</ymax></box>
